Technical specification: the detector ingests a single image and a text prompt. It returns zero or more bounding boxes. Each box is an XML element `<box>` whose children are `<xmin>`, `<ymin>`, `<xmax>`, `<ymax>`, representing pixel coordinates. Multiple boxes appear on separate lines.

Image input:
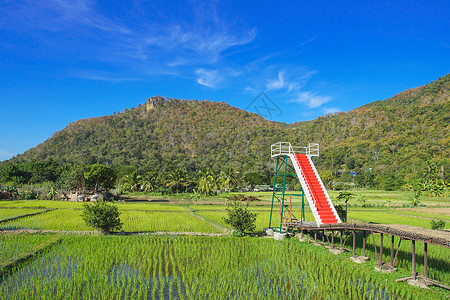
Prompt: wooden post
<box><xmin>379</xmin><ymin>233</ymin><xmax>383</xmax><ymax>267</ymax></box>
<box><xmin>372</xmin><ymin>232</ymin><xmax>378</xmax><ymax>263</ymax></box>
<box><xmin>412</xmin><ymin>240</ymin><xmax>416</xmax><ymax>280</ymax></box>
<box><xmin>340</xmin><ymin>230</ymin><xmax>343</xmax><ymax>247</ymax></box>
<box><xmin>424</xmin><ymin>243</ymin><xmax>428</xmax><ymax>278</ymax></box>
<box><xmin>352</xmin><ymin>230</ymin><xmax>356</xmax><ymax>257</ymax></box>
<box><xmin>322</xmin><ymin>230</ymin><xmax>325</xmax><ymax>242</ymax></box>
<box><xmin>390</xmin><ymin>235</ymin><xmax>395</xmax><ymax>266</ymax></box>
<box><xmin>393</xmin><ymin>238</ymin><xmax>402</xmax><ymax>267</ymax></box>
<box><xmin>362</xmin><ymin>231</ymin><xmax>366</xmax><ymax>257</ymax></box>
<box><xmin>314</xmin><ymin>231</ymin><xmax>317</xmax><ymax>243</ymax></box>
<box><xmin>331</xmin><ymin>230</ymin><xmax>334</xmax><ymax>249</ymax></box>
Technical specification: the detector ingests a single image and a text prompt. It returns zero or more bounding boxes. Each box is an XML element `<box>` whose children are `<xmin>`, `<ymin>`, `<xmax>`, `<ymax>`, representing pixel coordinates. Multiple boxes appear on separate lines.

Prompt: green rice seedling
<box><xmin>1</xmin><ymin>209</ymin><xmax>89</xmax><ymax>231</ymax></box>
<box><xmin>115</xmin><ymin>202</ymin><xmax>188</xmax><ymax>211</ymax></box>
<box><xmin>0</xmin><ymin>234</ymin><xmax>55</xmax><ymax>264</ymax></box>
<box><xmin>0</xmin><ymin>208</ymin><xmax>46</xmax><ymax>221</ymax></box>
<box><xmin>120</xmin><ymin>211</ymin><xmax>220</xmax><ymax>233</ymax></box>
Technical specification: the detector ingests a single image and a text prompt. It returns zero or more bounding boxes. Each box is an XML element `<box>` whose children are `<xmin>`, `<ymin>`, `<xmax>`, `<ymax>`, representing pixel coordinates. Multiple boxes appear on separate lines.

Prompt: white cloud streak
<box><xmin>291</xmin><ymin>92</ymin><xmax>332</xmax><ymax>108</ymax></box>
<box><xmin>322</xmin><ymin>107</ymin><xmax>341</xmax><ymax>115</ymax></box>
<box><xmin>196</xmin><ymin>69</ymin><xmax>222</xmax><ymax>88</ymax></box>
<box><xmin>266</xmin><ymin>71</ymin><xmax>286</xmax><ymax>90</ymax></box>
<box><xmin>262</xmin><ymin>67</ymin><xmax>333</xmax><ymax>109</ymax></box>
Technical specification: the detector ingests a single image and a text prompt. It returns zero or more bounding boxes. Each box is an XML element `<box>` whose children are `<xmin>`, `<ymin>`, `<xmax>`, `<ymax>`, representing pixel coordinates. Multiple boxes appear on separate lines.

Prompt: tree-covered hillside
<box><xmin>287</xmin><ymin>74</ymin><xmax>449</xmax><ymax>190</ymax></box>
<box><xmin>2</xmin><ymin>74</ymin><xmax>449</xmax><ymax>192</ymax></box>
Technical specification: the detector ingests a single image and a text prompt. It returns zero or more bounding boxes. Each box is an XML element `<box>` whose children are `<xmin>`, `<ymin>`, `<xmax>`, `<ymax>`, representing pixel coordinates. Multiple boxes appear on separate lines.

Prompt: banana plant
<box><xmin>47</xmin><ymin>187</ymin><xmax>57</xmax><ymax>200</ymax></box>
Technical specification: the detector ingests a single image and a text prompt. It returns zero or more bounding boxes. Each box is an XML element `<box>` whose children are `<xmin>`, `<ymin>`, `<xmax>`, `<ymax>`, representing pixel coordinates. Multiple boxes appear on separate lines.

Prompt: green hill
<box><xmin>3</xmin><ymin>74</ymin><xmax>450</xmax><ymax>190</ymax></box>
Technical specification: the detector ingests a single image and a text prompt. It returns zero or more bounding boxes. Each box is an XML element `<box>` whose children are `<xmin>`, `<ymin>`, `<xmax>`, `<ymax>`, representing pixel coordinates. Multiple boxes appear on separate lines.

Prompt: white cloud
<box><xmin>196</xmin><ymin>69</ymin><xmax>222</xmax><ymax>88</ymax></box>
<box><xmin>267</xmin><ymin>71</ymin><xmax>286</xmax><ymax>90</ymax></box>
<box><xmin>1</xmin><ymin>0</ymin><xmax>256</xmax><ymax>82</ymax></box>
<box><xmin>259</xmin><ymin>67</ymin><xmax>333</xmax><ymax>110</ymax></box>
<box><xmin>291</xmin><ymin>91</ymin><xmax>332</xmax><ymax>108</ymax></box>
<box><xmin>323</xmin><ymin>107</ymin><xmax>341</xmax><ymax>115</ymax></box>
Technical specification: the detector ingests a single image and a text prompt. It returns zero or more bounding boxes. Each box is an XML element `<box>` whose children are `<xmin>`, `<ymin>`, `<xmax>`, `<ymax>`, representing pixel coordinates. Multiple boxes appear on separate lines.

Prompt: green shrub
<box><xmin>81</xmin><ymin>201</ymin><xmax>123</xmax><ymax>233</ymax></box>
<box><xmin>431</xmin><ymin>219</ymin><xmax>446</xmax><ymax>230</ymax></box>
<box><xmin>223</xmin><ymin>201</ymin><xmax>257</xmax><ymax>235</ymax></box>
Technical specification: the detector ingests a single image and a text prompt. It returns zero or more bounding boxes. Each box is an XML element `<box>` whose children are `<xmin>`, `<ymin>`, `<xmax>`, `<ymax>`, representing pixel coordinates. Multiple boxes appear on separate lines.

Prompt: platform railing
<box><xmin>271</xmin><ymin>142</ymin><xmax>319</xmax><ymax>157</ymax></box>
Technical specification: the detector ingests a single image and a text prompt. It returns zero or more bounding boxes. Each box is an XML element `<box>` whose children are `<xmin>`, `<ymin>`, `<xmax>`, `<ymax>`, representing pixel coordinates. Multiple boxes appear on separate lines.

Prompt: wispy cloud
<box><xmin>266</xmin><ymin>70</ymin><xmax>303</xmax><ymax>92</ymax></box>
<box><xmin>291</xmin><ymin>92</ymin><xmax>332</xmax><ymax>108</ymax></box>
<box><xmin>323</xmin><ymin>107</ymin><xmax>341</xmax><ymax>115</ymax></box>
<box><xmin>196</xmin><ymin>69</ymin><xmax>222</xmax><ymax>88</ymax></box>
<box><xmin>266</xmin><ymin>71</ymin><xmax>286</xmax><ymax>90</ymax></box>
<box><xmin>1</xmin><ymin>0</ymin><xmax>256</xmax><ymax>83</ymax></box>
<box><xmin>1</xmin><ymin>0</ymin><xmax>334</xmax><ymax>115</ymax></box>
<box><xmin>260</xmin><ymin>67</ymin><xmax>333</xmax><ymax>109</ymax></box>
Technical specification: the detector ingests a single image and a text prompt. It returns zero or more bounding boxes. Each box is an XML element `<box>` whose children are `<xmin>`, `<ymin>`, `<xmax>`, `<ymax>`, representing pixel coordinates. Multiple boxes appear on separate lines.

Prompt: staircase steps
<box><xmin>291</xmin><ymin>153</ymin><xmax>340</xmax><ymax>225</ymax></box>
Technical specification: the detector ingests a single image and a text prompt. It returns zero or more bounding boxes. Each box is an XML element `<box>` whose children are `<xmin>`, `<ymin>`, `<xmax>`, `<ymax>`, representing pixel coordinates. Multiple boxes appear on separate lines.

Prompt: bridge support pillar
<box><xmin>352</xmin><ymin>230</ymin><xmax>356</xmax><ymax>257</ymax></box>
<box><xmin>424</xmin><ymin>242</ymin><xmax>428</xmax><ymax>278</ymax></box>
<box><xmin>379</xmin><ymin>233</ymin><xmax>383</xmax><ymax>267</ymax></box>
<box><xmin>390</xmin><ymin>235</ymin><xmax>395</xmax><ymax>266</ymax></box>
<box><xmin>362</xmin><ymin>231</ymin><xmax>366</xmax><ymax>257</ymax></box>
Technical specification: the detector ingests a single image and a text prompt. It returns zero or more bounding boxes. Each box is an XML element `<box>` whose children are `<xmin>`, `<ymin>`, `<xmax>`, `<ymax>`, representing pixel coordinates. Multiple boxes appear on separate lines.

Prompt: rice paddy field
<box><xmin>0</xmin><ymin>190</ymin><xmax>449</xmax><ymax>299</ymax></box>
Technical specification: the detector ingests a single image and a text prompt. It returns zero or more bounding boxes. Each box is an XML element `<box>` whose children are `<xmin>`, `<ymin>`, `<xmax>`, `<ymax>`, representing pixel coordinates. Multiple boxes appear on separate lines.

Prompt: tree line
<box><xmin>0</xmin><ymin>161</ymin><xmax>272</xmax><ymax>199</ymax></box>
<box><xmin>0</xmin><ymin>159</ymin><xmax>447</xmax><ymax>200</ymax></box>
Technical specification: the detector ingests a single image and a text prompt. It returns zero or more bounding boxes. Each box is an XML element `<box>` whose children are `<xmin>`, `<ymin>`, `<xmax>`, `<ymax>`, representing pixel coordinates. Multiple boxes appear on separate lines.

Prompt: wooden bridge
<box><xmin>287</xmin><ymin>222</ymin><xmax>450</xmax><ymax>290</ymax></box>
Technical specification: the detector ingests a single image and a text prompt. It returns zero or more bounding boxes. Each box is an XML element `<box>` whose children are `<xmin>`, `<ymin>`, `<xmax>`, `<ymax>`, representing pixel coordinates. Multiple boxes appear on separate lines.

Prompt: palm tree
<box><xmin>123</xmin><ymin>171</ymin><xmax>142</xmax><ymax>193</ymax></box>
<box><xmin>197</xmin><ymin>168</ymin><xmax>213</xmax><ymax>195</ymax></box>
<box><xmin>221</xmin><ymin>166</ymin><xmax>241</xmax><ymax>194</ymax></box>
<box><xmin>165</xmin><ymin>169</ymin><xmax>188</xmax><ymax>194</ymax></box>
<box><xmin>142</xmin><ymin>174</ymin><xmax>158</xmax><ymax>193</ymax></box>
<box><xmin>197</xmin><ymin>169</ymin><xmax>223</xmax><ymax>196</ymax></box>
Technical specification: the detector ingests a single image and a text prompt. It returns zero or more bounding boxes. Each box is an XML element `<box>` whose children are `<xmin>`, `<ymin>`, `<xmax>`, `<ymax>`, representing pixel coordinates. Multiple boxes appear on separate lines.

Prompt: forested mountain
<box><xmin>288</xmin><ymin>74</ymin><xmax>449</xmax><ymax>189</ymax></box>
<box><xmin>3</xmin><ymin>74</ymin><xmax>450</xmax><ymax>190</ymax></box>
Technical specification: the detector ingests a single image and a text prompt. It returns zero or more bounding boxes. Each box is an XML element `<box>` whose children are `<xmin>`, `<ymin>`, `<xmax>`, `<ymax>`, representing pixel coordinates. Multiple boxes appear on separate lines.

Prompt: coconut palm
<box><xmin>165</xmin><ymin>169</ymin><xmax>188</xmax><ymax>194</ymax></box>
<box><xmin>221</xmin><ymin>166</ymin><xmax>241</xmax><ymax>194</ymax></box>
<box><xmin>197</xmin><ymin>168</ymin><xmax>223</xmax><ymax>196</ymax></box>
<box><xmin>142</xmin><ymin>174</ymin><xmax>158</xmax><ymax>193</ymax></box>
<box><xmin>123</xmin><ymin>171</ymin><xmax>142</xmax><ymax>193</ymax></box>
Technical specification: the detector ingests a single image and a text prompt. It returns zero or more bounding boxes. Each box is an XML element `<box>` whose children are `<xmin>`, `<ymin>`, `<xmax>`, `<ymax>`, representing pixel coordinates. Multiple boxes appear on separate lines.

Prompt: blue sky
<box><xmin>1</xmin><ymin>0</ymin><xmax>449</xmax><ymax>161</ymax></box>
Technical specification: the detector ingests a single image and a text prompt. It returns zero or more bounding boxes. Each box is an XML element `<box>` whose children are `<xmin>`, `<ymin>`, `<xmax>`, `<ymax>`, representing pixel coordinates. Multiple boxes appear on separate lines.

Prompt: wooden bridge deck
<box><xmin>282</xmin><ymin>222</ymin><xmax>450</xmax><ymax>290</ymax></box>
<box><xmin>284</xmin><ymin>222</ymin><xmax>450</xmax><ymax>248</ymax></box>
